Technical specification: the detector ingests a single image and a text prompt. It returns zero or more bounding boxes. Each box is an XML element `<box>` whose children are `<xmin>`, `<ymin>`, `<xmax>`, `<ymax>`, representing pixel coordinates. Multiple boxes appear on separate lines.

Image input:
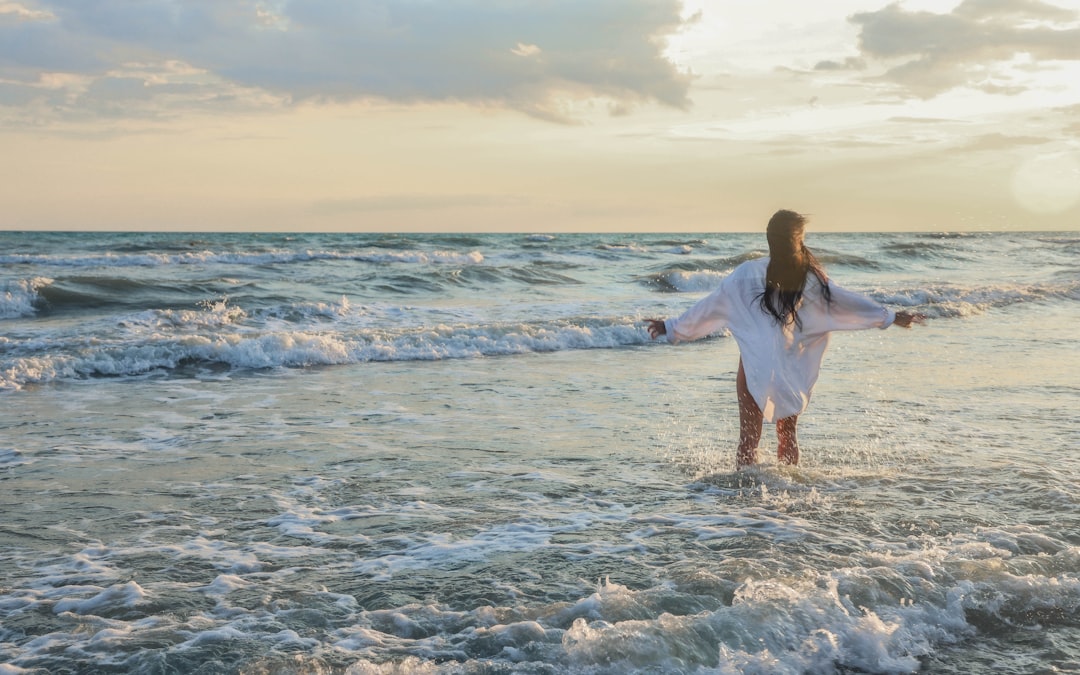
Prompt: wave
<box><xmin>118</xmin><ymin>298</ymin><xmax>252</xmax><ymax>331</ymax></box>
<box><xmin>652</xmin><ymin>238</ymin><xmax>710</xmax><ymax>247</ymax></box>
<box><xmin>591</xmin><ymin>239</ymin><xmax>723</xmax><ymax>257</ymax></box>
<box><xmin>875</xmin><ymin>279</ymin><xmax>1080</xmax><ymax>318</ymax></box>
<box><xmin>1035</xmin><ymin>236</ymin><xmax>1080</xmax><ymax>245</ymax></box>
<box><xmin>641</xmin><ymin>253</ymin><xmax>766</xmax><ymax>292</ymax></box>
<box><xmin>1</xmin><ymin>277</ymin><xmax>53</xmax><ymax>319</ymax></box>
<box><xmin>6</xmin><ymin>275</ymin><xmax>255</xmax><ymax>317</ymax></box>
<box><xmin>5</xmin><ymin>273</ymin><xmax>1078</xmax><ymax>390</ymax></box>
<box><xmin>367</xmin><ymin>263</ymin><xmax>587</xmax><ymax>295</ymax></box>
<box><xmin>876</xmin><ymin>241</ymin><xmax>971</xmax><ymax>263</ymax></box>
<box><xmin>595</xmin><ymin>242</ymin><xmax>650</xmax><ymax>254</ymax></box>
<box><xmin>518</xmin><ymin>236</ymin><xmax>714</xmax><ymax>258</ymax></box>
<box><xmin>5</xmin><ymin>512</ymin><xmax>1076</xmax><ymax>673</ymax></box>
<box><xmin>640</xmin><ymin>250</ymin><xmax>883</xmax><ymax>293</ymax></box>
<box><xmin>643</xmin><ymin>269</ymin><xmax>726</xmax><ymax>293</ymax></box>
<box><xmin>36</xmin><ymin>275</ymin><xmax>193</xmax><ymax>309</ymax></box>
<box><xmin>0</xmin><ymin>314</ymin><xmax>657</xmax><ymax>391</ymax></box>
<box><xmin>916</xmin><ymin>231</ymin><xmax>983</xmax><ymax>240</ymax></box>
<box><xmin>0</xmin><ymin>249</ymin><xmax>485</xmax><ymax>269</ymax></box>
<box><xmin>813</xmin><ymin>251</ymin><xmax>883</xmax><ymax>269</ymax></box>
<box><xmin>3</xmin><ymin>261</ymin><xmax>590</xmax><ymax>320</ymax></box>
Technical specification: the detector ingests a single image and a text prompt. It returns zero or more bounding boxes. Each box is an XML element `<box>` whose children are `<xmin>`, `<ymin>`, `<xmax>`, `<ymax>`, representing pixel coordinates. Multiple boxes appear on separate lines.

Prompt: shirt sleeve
<box><xmin>822</xmin><ymin>281</ymin><xmax>895</xmax><ymax>331</ymax></box>
<box><xmin>663</xmin><ymin>282</ymin><xmax>733</xmax><ymax>344</ymax></box>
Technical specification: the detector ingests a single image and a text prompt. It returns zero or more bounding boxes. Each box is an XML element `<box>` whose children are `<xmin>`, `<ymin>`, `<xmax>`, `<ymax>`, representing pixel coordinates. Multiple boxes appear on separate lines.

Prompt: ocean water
<box><xmin>1</xmin><ymin>230</ymin><xmax>1078</xmax><ymax>674</ymax></box>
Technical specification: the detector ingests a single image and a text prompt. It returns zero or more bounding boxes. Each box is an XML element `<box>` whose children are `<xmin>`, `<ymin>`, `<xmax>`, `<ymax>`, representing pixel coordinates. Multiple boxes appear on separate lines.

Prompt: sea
<box><xmin>1</xmin><ymin>230</ymin><xmax>1078</xmax><ymax>674</ymax></box>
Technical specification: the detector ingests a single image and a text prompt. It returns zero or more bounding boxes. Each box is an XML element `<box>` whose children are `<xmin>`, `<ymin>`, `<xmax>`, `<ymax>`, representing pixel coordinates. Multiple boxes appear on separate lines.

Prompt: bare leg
<box><xmin>776</xmin><ymin>416</ymin><xmax>799</xmax><ymax>465</ymax></box>
<box><xmin>736</xmin><ymin>360</ymin><xmax>762</xmax><ymax>468</ymax></box>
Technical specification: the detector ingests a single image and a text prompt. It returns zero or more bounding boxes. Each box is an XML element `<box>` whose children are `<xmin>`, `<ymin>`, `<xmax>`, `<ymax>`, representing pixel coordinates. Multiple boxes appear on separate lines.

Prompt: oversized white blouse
<box><xmin>662</xmin><ymin>257</ymin><xmax>895</xmax><ymax>422</ymax></box>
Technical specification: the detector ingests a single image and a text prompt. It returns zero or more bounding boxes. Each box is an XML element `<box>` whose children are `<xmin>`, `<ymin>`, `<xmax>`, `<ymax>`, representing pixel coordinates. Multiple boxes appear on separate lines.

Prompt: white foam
<box><xmin>343</xmin><ymin>656</ymin><xmax>442</xmax><ymax>674</ymax></box>
<box><xmin>695</xmin><ymin>526</ymin><xmax>746</xmax><ymax>540</ymax></box>
<box><xmin>195</xmin><ymin>574</ymin><xmax>251</xmax><ymax>597</ymax></box>
<box><xmin>182</xmin><ymin>625</ymin><xmax>249</xmax><ymax>646</ymax></box>
<box><xmin>1</xmin><ymin>316</ymin><xmax>656</xmax><ymax>390</ymax></box>
<box><xmin>53</xmin><ymin>581</ymin><xmax>148</xmax><ymax>615</ymax></box>
<box><xmin>663</xmin><ymin>270</ymin><xmax>725</xmax><ymax>293</ymax></box>
<box><xmin>262</xmin><ymin>296</ymin><xmax>355</xmax><ymax>321</ymax></box>
<box><xmin>597</xmin><ymin>243</ymin><xmax>648</xmax><ymax>253</ymax></box>
<box><xmin>876</xmin><ymin>279</ymin><xmax>1080</xmax><ymax>317</ymax></box>
<box><xmin>352</xmin><ymin>520</ymin><xmax>559</xmax><ymax>581</ymax></box>
<box><xmin>554</xmin><ymin>574</ymin><xmax>959</xmax><ymax>674</ymax></box>
<box><xmin>267</xmin><ymin>502</ymin><xmax>377</xmax><ymax>543</ymax></box>
<box><xmin>120</xmin><ymin>299</ymin><xmax>248</xmax><ymax>331</ymax></box>
<box><xmin>268</xmin><ymin>629</ymin><xmax>320</xmax><ymax>649</ymax></box>
<box><xmin>31</xmin><ymin>547</ymin><xmax>118</xmax><ymax>588</ymax></box>
<box><xmin>0</xmin><ymin>249</ymin><xmax>484</xmax><ymax>269</ymax></box>
<box><xmin>333</xmin><ymin>626</ymin><xmax>395</xmax><ymax>652</ymax></box>
<box><xmin>0</xmin><ymin>277</ymin><xmax>51</xmax><ymax>319</ymax></box>
<box><xmin>628</xmin><ymin>510</ymin><xmax>813</xmax><ymax>545</ymax></box>
<box><xmin>3</xmin><ymin>533</ymin><xmax>1078</xmax><ymax>673</ymax></box>
<box><xmin>157</xmin><ymin>536</ymin><xmax>263</xmax><ymax>573</ymax></box>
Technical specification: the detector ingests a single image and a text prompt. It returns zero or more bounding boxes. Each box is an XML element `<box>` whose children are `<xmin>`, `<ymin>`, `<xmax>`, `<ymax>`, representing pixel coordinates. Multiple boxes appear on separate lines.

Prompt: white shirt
<box><xmin>663</xmin><ymin>257</ymin><xmax>895</xmax><ymax>422</ymax></box>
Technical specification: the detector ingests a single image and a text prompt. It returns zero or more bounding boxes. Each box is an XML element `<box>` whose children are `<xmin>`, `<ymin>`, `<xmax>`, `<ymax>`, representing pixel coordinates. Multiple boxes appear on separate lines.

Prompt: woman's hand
<box><xmin>893</xmin><ymin>311</ymin><xmax>926</xmax><ymax>328</ymax></box>
<box><xmin>646</xmin><ymin>319</ymin><xmax>667</xmax><ymax>340</ymax></box>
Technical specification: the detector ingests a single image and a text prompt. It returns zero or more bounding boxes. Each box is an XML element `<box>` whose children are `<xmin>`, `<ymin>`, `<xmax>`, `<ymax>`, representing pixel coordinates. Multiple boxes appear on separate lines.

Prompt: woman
<box><xmin>646</xmin><ymin>210</ymin><xmax>923</xmax><ymax>468</ymax></box>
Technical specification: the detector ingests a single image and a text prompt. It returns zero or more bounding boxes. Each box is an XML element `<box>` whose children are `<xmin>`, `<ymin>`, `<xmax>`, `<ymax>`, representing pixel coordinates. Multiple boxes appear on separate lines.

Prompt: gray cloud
<box><xmin>813</xmin><ymin>56</ymin><xmax>866</xmax><ymax>72</ymax></box>
<box><xmin>0</xmin><ymin>0</ymin><xmax>691</xmax><ymax>123</ymax></box>
<box><xmin>851</xmin><ymin>0</ymin><xmax>1080</xmax><ymax>97</ymax></box>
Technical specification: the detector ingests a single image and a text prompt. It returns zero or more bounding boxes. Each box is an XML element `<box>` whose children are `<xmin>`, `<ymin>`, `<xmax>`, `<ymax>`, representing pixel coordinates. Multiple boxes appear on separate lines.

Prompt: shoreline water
<box><xmin>2</xmin><ymin>231</ymin><xmax>1078</xmax><ymax>673</ymax></box>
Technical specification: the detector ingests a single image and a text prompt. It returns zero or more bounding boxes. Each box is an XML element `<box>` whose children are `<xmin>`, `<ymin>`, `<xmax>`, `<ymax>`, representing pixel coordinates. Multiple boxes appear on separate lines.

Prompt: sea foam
<box><xmin>0</xmin><ymin>249</ymin><xmax>484</xmax><ymax>269</ymax></box>
<box><xmin>0</xmin><ymin>316</ymin><xmax>654</xmax><ymax>390</ymax></box>
<box><xmin>0</xmin><ymin>277</ymin><xmax>51</xmax><ymax>319</ymax></box>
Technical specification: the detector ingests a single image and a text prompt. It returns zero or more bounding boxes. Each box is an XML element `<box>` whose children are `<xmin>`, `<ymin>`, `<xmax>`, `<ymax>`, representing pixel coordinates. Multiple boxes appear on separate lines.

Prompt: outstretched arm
<box><xmin>892</xmin><ymin>310</ymin><xmax>926</xmax><ymax>328</ymax></box>
<box><xmin>645</xmin><ymin>281</ymin><xmax>734</xmax><ymax>344</ymax></box>
<box><xmin>825</xmin><ymin>281</ymin><xmax>926</xmax><ymax>331</ymax></box>
<box><xmin>645</xmin><ymin>319</ymin><xmax>666</xmax><ymax>340</ymax></box>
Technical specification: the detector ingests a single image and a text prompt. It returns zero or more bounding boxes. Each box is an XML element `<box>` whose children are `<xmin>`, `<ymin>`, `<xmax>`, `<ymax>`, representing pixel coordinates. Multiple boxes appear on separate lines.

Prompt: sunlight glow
<box><xmin>1011</xmin><ymin>152</ymin><xmax>1080</xmax><ymax>214</ymax></box>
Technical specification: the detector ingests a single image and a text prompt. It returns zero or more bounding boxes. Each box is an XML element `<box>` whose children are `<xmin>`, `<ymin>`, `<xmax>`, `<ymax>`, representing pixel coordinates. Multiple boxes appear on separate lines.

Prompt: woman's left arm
<box><xmin>825</xmin><ymin>281</ymin><xmax>927</xmax><ymax>330</ymax></box>
<box><xmin>824</xmin><ymin>282</ymin><xmax>897</xmax><ymax>330</ymax></box>
<box><xmin>646</xmin><ymin>319</ymin><xmax>667</xmax><ymax>339</ymax></box>
<box><xmin>892</xmin><ymin>310</ymin><xmax>926</xmax><ymax>328</ymax></box>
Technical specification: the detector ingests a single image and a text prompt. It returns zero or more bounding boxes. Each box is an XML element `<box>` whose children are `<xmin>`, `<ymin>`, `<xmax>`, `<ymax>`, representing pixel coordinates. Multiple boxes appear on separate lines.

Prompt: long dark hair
<box><xmin>758</xmin><ymin>210</ymin><xmax>831</xmax><ymax>328</ymax></box>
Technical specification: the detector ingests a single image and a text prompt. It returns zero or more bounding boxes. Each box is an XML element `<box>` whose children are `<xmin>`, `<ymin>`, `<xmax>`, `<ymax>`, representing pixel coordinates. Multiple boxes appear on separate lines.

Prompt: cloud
<box><xmin>0</xmin><ymin>0</ymin><xmax>692</xmax><ymax>124</ymax></box>
<box><xmin>850</xmin><ymin>0</ymin><xmax>1080</xmax><ymax>97</ymax></box>
<box><xmin>0</xmin><ymin>2</ymin><xmax>54</xmax><ymax>22</ymax></box>
<box><xmin>813</xmin><ymin>56</ymin><xmax>867</xmax><ymax>72</ymax></box>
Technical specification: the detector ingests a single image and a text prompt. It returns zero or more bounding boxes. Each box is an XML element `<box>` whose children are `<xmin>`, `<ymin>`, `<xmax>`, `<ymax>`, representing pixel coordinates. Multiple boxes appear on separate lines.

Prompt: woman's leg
<box><xmin>776</xmin><ymin>416</ymin><xmax>799</xmax><ymax>465</ymax></box>
<box><xmin>736</xmin><ymin>360</ymin><xmax>762</xmax><ymax>468</ymax></box>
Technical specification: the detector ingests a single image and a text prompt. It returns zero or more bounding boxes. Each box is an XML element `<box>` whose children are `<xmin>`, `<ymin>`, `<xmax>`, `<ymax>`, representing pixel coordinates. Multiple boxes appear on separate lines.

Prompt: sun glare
<box><xmin>1011</xmin><ymin>152</ymin><xmax>1080</xmax><ymax>215</ymax></box>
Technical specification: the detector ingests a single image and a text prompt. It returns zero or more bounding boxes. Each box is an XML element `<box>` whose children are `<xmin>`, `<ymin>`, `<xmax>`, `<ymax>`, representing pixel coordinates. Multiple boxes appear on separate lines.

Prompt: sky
<box><xmin>2</xmin><ymin>0</ymin><xmax>1079</xmax><ymax>232</ymax></box>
